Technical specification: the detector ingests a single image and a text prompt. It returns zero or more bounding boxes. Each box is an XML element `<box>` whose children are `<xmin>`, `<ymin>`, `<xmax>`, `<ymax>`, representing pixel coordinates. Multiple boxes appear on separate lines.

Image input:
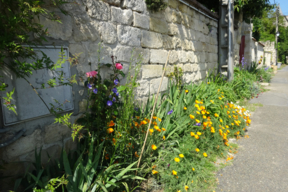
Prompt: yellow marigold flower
<box><xmin>227</xmin><ymin>130</ymin><xmax>230</xmax><ymax>133</ymax></box>
<box><xmin>153</xmin><ymin>121</ymin><xmax>157</xmax><ymax>125</ymax></box>
<box><xmin>195</xmin><ymin>104</ymin><xmax>199</xmax><ymax>108</ymax></box>
<box><xmin>153</xmin><ymin>116</ymin><xmax>157</xmax><ymax>120</ymax></box>
<box><xmin>200</xmin><ymin>101</ymin><xmax>203</xmax><ymax>104</ymax></box>
<box><xmin>163</xmin><ymin>136</ymin><xmax>166</xmax><ymax>140</ymax></box>
<box><xmin>191</xmin><ymin>180</ymin><xmax>194</xmax><ymax>183</ymax></box>
<box><xmin>154</xmin><ymin>125</ymin><xmax>159</xmax><ymax>130</ymax></box>
<box><xmin>158</xmin><ymin>118</ymin><xmax>162</xmax><ymax>122</ymax></box>
<box><xmin>226</xmin><ymin>125</ymin><xmax>229</xmax><ymax>128</ymax></box>
<box><xmin>203</xmin><ymin>115</ymin><xmax>207</xmax><ymax>119</ymax></box>
<box><xmin>228</xmin><ymin>115</ymin><xmax>231</xmax><ymax>118</ymax></box>
<box><xmin>156</xmin><ymin>128</ymin><xmax>161</xmax><ymax>132</ymax></box>
<box><xmin>172</xmin><ymin>170</ymin><xmax>177</xmax><ymax>175</ymax></box>
<box><xmin>231</xmin><ymin>123</ymin><xmax>234</xmax><ymax>126</ymax></box>
<box><xmin>219</xmin><ymin>119</ymin><xmax>223</xmax><ymax>123</ymax></box>
<box><xmin>185</xmin><ymin>185</ymin><xmax>189</xmax><ymax>191</ymax></box>
<box><xmin>149</xmin><ymin>129</ymin><xmax>154</xmax><ymax>134</ymax></box>
<box><xmin>201</xmin><ymin>106</ymin><xmax>205</xmax><ymax>110</ymax></box>
<box><xmin>201</xmin><ymin>110</ymin><xmax>206</xmax><ymax>115</ymax></box>
<box><xmin>195</xmin><ymin>148</ymin><xmax>200</xmax><ymax>152</ymax></box>
<box><xmin>185</xmin><ymin>90</ymin><xmax>189</xmax><ymax>93</ymax></box>
<box><xmin>232</xmin><ymin>111</ymin><xmax>235</xmax><ymax>114</ymax></box>
<box><xmin>218</xmin><ymin>97</ymin><xmax>222</xmax><ymax>100</ymax></box>
<box><xmin>210</xmin><ymin>100</ymin><xmax>214</xmax><ymax>104</ymax></box>
<box><xmin>196</xmin><ymin>111</ymin><xmax>200</xmax><ymax>115</ymax></box>
<box><xmin>214</xmin><ymin>113</ymin><xmax>219</xmax><ymax>117</ymax></box>
<box><xmin>196</xmin><ymin>119</ymin><xmax>200</xmax><ymax>123</ymax></box>
<box><xmin>162</xmin><ymin>128</ymin><xmax>166</xmax><ymax>131</ymax></box>
<box><xmin>221</xmin><ymin>95</ymin><xmax>224</xmax><ymax>98</ymax></box>
<box><xmin>142</xmin><ymin>120</ymin><xmax>147</xmax><ymax>125</ymax></box>
<box><xmin>179</xmin><ymin>154</ymin><xmax>184</xmax><ymax>158</ymax></box>
<box><xmin>190</xmin><ymin>132</ymin><xmax>195</xmax><ymax>137</ymax></box>
<box><xmin>189</xmin><ymin>114</ymin><xmax>195</xmax><ymax>119</ymax></box>
<box><xmin>151</xmin><ymin>144</ymin><xmax>157</xmax><ymax>150</ymax></box>
<box><xmin>207</xmin><ymin>111</ymin><xmax>210</xmax><ymax>114</ymax></box>
<box><xmin>195</xmin><ymin>100</ymin><xmax>200</xmax><ymax>104</ymax></box>
<box><xmin>197</xmin><ymin>132</ymin><xmax>201</xmax><ymax>135</ymax></box>
<box><xmin>107</xmin><ymin>128</ymin><xmax>114</xmax><ymax>134</ymax></box>
<box><xmin>203</xmin><ymin>152</ymin><xmax>208</xmax><ymax>157</ymax></box>
<box><xmin>174</xmin><ymin>157</ymin><xmax>180</xmax><ymax>162</ymax></box>
<box><xmin>203</xmin><ymin>122</ymin><xmax>208</xmax><ymax>127</ymax></box>
<box><xmin>207</xmin><ymin>82</ymin><xmax>210</xmax><ymax>84</ymax></box>
<box><xmin>227</xmin><ymin>111</ymin><xmax>230</xmax><ymax>114</ymax></box>
<box><xmin>194</xmin><ymin>135</ymin><xmax>199</xmax><ymax>139</ymax></box>
<box><xmin>152</xmin><ymin>165</ymin><xmax>156</xmax><ymax>169</ymax></box>
<box><xmin>192</xmin><ymin>167</ymin><xmax>195</xmax><ymax>171</ymax></box>
<box><xmin>184</xmin><ymin>107</ymin><xmax>187</xmax><ymax>110</ymax></box>
<box><xmin>177</xmin><ymin>190</ymin><xmax>181</xmax><ymax>192</ymax></box>
<box><xmin>152</xmin><ymin>170</ymin><xmax>158</xmax><ymax>174</ymax></box>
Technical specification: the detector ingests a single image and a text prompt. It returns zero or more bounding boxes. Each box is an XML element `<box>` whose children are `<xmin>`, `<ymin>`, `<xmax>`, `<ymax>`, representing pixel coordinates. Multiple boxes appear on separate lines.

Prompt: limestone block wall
<box><xmin>260</xmin><ymin>41</ymin><xmax>276</xmax><ymax>66</ymax></box>
<box><xmin>0</xmin><ymin>0</ymin><xmax>218</xmax><ymax>187</ymax></box>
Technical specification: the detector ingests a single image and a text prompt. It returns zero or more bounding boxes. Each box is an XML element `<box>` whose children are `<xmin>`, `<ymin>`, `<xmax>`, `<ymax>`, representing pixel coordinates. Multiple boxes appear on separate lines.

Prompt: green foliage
<box><xmin>166</xmin><ymin>66</ymin><xmax>183</xmax><ymax>89</ymax></box>
<box><xmin>15</xmin><ymin>136</ymin><xmax>145</xmax><ymax>192</ymax></box>
<box><xmin>2</xmin><ymin>88</ymin><xmax>17</xmax><ymax>114</ymax></box>
<box><xmin>145</xmin><ymin>0</ymin><xmax>167</xmax><ymax>12</ymax></box>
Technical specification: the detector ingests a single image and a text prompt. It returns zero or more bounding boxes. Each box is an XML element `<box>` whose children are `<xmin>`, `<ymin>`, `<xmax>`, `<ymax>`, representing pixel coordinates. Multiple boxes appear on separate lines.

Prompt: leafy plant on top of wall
<box><xmin>145</xmin><ymin>0</ymin><xmax>167</xmax><ymax>12</ymax></box>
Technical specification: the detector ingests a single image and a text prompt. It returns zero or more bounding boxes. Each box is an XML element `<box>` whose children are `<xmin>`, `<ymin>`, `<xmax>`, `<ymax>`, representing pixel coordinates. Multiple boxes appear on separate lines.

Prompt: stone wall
<box><xmin>260</xmin><ymin>41</ymin><xmax>276</xmax><ymax>66</ymax></box>
<box><xmin>0</xmin><ymin>0</ymin><xmax>218</xmax><ymax>189</ymax></box>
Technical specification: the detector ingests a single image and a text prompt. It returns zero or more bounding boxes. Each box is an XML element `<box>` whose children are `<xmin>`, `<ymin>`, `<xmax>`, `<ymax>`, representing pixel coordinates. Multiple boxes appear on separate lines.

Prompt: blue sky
<box><xmin>273</xmin><ymin>0</ymin><xmax>288</xmax><ymax>15</ymax></box>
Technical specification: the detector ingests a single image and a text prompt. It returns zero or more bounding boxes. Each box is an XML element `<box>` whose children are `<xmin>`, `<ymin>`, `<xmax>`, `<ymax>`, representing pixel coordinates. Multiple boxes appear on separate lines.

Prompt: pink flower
<box><xmin>115</xmin><ymin>63</ymin><xmax>123</xmax><ymax>70</ymax></box>
<box><xmin>86</xmin><ymin>71</ymin><xmax>98</xmax><ymax>78</ymax></box>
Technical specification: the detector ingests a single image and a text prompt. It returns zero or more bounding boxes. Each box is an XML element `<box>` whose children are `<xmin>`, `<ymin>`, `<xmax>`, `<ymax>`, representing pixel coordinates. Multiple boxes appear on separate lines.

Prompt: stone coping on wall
<box><xmin>252</xmin><ymin>37</ymin><xmax>265</xmax><ymax>47</ymax></box>
<box><xmin>179</xmin><ymin>0</ymin><xmax>219</xmax><ymax>20</ymax></box>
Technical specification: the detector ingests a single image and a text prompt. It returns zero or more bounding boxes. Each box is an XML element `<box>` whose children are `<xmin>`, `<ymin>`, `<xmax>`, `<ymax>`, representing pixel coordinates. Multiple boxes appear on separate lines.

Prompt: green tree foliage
<box><xmin>145</xmin><ymin>0</ymin><xmax>167</xmax><ymax>12</ymax></box>
<box><xmin>0</xmin><ymin>0</ymin><xmax>67</xmax><ymax>84</ymax></box>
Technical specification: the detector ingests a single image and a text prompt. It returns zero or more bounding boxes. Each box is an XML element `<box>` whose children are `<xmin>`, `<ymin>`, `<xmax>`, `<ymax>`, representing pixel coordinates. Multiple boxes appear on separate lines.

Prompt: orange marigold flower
<box><xmin>185</xmin><ymin>185</ymin><xmax>189</xmax><ymax>191</ymax></box>
<box><xmin>214</xmin><ymin>113</ymin><xmax>219</xmax><ymax>117</ymax></box>
<box><xmin>152</xmin><ymin>170</ymin><xmax>158</xmax><ymax>174</ymax></box>
<box><xmin>141</xmin><ymin>120</ymin><xmax>147</xmax><ymax>125</ymax></box>
<box><xmin>190</xmin><ymin>132</ymin><xmax>195</xmax><ymax>137</ymax></box>
<box><xmin>195</xmin><ymin>148</ymin><xmax>200</xmax><ymax>152</ymax></box>
<box><xmin>189</xmin><ymin>114</ymin><xmax>195</xmax><ymax>119</ymax></box>
<box><xmin>107</xmin><ymin>120</ymin><xmax>115</xmax><ymax>127</ymax></box>
<box><xmin>154</xmin><ymin>125</ymin><xmax>159</xmax><ymax>130</ymax></box>
<box><xmin>135</xmin><ymin>151</ymin><xmax>139</xmax><ymax>158</ymax></box>
<box><xmin>158</xmin><ymin>118</ymin><xmax>162</xmax><ymax>122</ymax></box>
<box><xmin>152</xmin><ymin>165</ymin><xmax>156</xmax><ymax>169</ymax></box>
<box><xmin>162</xmin><ymin>128</ymin><xmax>166</xmax><ymax>131</ymax></box>
<box><xmin>107</xmin><ymin>128</ymin><xmax>114</xmax><ymax>134</ymax></box>
<box><xmin>203</xmin><ymin>122</ymin><xmax>208</xmax><ymax>127</ymax></box>
<box><xmin>184</xmin><ymin>107</ymin><xmax>187</xmax><ymax>110</ymax></box>
<box><xmin>194</xmin><ymin>135</ymin><xmax>199</xmax><ymax>139</ymax></box>
<box><xmin>151</xmin><ymin>144</ymin><xmax>157</xmax><ymax>150</ymax></box>
<box><xmin>153</xmin><ymin>116</ymin><xmax>157</xmax><ymax>120</ymax></box>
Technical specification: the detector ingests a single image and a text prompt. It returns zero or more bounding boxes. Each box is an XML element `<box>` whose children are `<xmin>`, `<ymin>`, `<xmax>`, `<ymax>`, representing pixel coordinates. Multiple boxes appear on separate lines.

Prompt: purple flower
<box><xmin>114</xmin><ymin>79</ymin><xmax>119</xmax><ymax>85</ymax></box>
<box><xmin>107</xmin><ymin>100</ymin><xmax>113</xmax><ymax>106</ymax></box>
<box><xmin>167</xmin><ymin>109</ymin><xmax>173</xmax><ymax>115</ymax></box>
<box><xmin>109</xmin><ymin>95</ymin><xmax>112</xmax><ymax>98</ymax></box>
<box><xmin>112</xmin><ymin>87</ymin><xmax>118</xmax><ymax>94</ymax></box>
<box><xmin>167</xmin><ymin>164</ymin><xmax>170</xmax><ymax>168</ymax></box>
<box><xmin>112</xmin><ymin>97</ymin><xmax>116</xmax><ymax>102</ymax></box>
<box><xmin>93</xmin><ymin>88</ymin><xmax>98</xmax><ymax>94</ymax></box>
<box><xmin>116</xmin><ymin>92</ymin><xmax>119</xmax><ymax>97</ymax></box>
<box><xmin>264</xmin><ymin>67</ymin><xmax>269</xmax><ymax>71</ymax></box>
<box><xmin>87</xmin><ymin>83</ymin><xmax>92</xmax><ymax>89</ymax></box>
<box><xmin>195</xmin><ymin>122</ymin><xmax>201</xmax><ymax>126</ymax></box>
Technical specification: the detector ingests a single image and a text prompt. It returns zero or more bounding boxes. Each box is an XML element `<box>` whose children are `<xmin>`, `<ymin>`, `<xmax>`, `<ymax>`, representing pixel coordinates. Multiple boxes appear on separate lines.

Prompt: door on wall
<box><xmin>239</xmin><ymin>35</ymin><xmax>245</xmax><ymax>65</ymax></box>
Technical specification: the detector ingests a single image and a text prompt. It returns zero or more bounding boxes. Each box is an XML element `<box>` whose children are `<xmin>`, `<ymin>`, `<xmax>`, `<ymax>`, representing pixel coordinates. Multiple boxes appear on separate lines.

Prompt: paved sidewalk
<box><xmin>216</xmin><ymin>66</ymin><xmax>288</xmax><ymax>192</ymax></box>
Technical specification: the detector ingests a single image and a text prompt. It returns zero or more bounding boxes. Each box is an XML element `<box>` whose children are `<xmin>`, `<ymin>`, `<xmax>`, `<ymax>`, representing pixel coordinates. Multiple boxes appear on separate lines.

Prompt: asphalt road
<box><xmin>216</xmin><ymin>66</ymin><xmax>288</xmax><ymax>192</ymax></box>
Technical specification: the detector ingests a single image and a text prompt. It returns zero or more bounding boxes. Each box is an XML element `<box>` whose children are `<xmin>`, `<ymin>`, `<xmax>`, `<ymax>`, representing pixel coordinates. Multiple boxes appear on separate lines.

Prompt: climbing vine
<box><xmin>145</xmin><ymin>0</ymin><xmax>167</xmax><ymax>12</ymax></box>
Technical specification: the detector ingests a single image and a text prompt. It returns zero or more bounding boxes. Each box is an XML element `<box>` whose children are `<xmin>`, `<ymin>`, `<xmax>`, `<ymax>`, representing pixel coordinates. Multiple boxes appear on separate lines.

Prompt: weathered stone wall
<box><xmin>0</xmin><ymin>0</ymin><xmax>218</xmax><ymax>189</ymax></box>
<box><xmin>260</xmin><ymin>41</ymin><xmax>276</xmax><ymax>66</ymax></box>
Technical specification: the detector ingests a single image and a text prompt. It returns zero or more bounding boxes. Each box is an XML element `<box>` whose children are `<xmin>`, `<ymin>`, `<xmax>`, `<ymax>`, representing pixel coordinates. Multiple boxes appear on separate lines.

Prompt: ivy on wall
<box><xmin>145</xmin><ymin>0</ymin><xmax>167</xmax><ymax>12</ymax></box>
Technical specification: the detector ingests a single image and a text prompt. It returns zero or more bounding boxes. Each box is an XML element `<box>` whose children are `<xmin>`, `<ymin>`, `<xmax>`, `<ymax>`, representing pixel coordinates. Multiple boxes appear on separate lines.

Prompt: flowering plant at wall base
<box><xmin>80</xmin><ymin>56</ymin><xmax>125</xmax><ymax>136</ymax></box>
